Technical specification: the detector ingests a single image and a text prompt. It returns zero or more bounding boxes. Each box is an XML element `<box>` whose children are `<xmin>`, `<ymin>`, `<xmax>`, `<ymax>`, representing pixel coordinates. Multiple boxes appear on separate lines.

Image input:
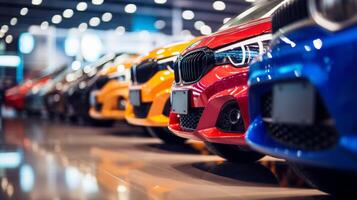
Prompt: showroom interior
<box><xmin>0</xmin><ymin>0</ymin><xmax>355</xmax><ymax>199</ymax></box>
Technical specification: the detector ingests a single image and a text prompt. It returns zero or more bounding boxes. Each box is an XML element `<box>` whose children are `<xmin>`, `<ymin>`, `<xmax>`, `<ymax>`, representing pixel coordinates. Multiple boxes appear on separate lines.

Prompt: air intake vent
<box><xmin>272</xmin><ymin>0</ymin><xmax>309</xmax><ymax>33</ymax></box>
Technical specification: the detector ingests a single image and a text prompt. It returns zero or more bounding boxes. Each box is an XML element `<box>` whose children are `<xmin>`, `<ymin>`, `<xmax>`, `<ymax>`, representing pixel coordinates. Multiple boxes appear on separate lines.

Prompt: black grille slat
<box><xmin>175</xmin><ymin>49</ymin><xmax>214</xmax><ymax>84</ymax></box>
<box><xmin>131</xmin><ymin>60</ymin><xmax>158</xmax><ymax>84</ymax></box>
<box><xmin>179</xmin><ymin>108</ymin><xmax>204</xmax><ymax>131</ymax></box>
<box><xmin>272</xmin><ymin>0</ymin><xmax>309</xmax><ymax>33</ymax></box>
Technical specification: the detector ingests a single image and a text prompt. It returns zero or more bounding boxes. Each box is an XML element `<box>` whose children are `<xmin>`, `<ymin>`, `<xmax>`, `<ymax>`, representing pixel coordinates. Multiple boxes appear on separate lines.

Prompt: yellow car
<box><xmin>89</xmin><ymin>54</ymin><xmax>138</xmax><ymax>121</ymax></box>
<box><xmin>125</xmin><ymin>38</ymin><xmax>200</xmax><ymax>143</ymax></box>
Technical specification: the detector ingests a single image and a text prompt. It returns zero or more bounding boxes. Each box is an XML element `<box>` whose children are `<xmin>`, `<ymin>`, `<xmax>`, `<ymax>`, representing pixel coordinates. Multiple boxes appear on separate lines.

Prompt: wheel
<box><xmin>290</xmin><ymin>162</ymin><xmax>357</xmax><ymax>196</ymax></box>
<box><xmin>146</xmin><ymin>127</ymin><xmax>187</xmax><ymax>144</ymax></box>
<box><xmin>204</xmin><ymin>142</ymin><xmax>264</xmax><ymax>163</ymax></box>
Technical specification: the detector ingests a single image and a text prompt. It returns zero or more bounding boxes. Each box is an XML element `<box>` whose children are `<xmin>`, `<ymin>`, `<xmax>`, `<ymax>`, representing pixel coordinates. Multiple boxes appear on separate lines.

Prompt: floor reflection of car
<box><xmin>66</xmin><ymin>53</ymin><xmax>136</xmax><ymax>126</ymax></box>
<box><xmin>168</xmin><ymin>0</ymin><xmax>284</xmax><ymax>162</ymax></box>
<box><xmin>88</xmin><ymin>54</ymin><xmax>138</xmax><ymax>122</ymax></box>
<box><xmin>246</xmin><ymin>0</ymin><xmax>357</xmax><ymax>195</ymax></box>
<box><xmin>125</xmin><ymin>38</ymin><xmax>200</xmax><ymax>144</ymax></box>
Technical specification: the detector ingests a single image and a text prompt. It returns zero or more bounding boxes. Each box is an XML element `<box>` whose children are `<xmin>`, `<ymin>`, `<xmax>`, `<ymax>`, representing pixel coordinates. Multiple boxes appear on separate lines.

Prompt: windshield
<box><xmin>219</xmin><ymin>0</ymin><xmax>285</xmax><ymax>30</ymax></box>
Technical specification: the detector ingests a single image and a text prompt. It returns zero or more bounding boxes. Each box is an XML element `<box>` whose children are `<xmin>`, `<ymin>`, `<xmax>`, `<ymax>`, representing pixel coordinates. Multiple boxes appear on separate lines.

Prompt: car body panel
<box><xmin>169</xmin><ymin>19</ymin><xmax>272</xmax><ymax>145</ymax></box>
<box><xmin>247</xmin><ymin>24</ymin><xmax>357</xmax><ymax>171</ymax></box>
<box><xmin>125</xmin><ymin>38</ymin><xmax>201</xmax><ymax>127</ymax></box>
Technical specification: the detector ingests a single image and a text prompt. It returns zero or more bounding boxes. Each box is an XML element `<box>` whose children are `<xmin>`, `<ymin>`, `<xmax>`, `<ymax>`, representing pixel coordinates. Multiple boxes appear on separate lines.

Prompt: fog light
<box><xmin>228</xmin><ymin>108</ymin><xmax>241</xmax><ymax>125</ymax></box>
<box><xmin>118</xmin><ymin>98</ymin><xmax>126</xmax><ymax>110</ymax></box>
<box><xmin>216</xmin><ymin>101</ymin><xmax>245</xmax><ymax>133</ymax></box>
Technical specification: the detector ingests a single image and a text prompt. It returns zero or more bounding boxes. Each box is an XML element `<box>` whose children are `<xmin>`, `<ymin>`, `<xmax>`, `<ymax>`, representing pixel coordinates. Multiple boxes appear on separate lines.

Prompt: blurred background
<box><xmin>0</xmin><ymin>0</ymin><xmax>252</xmax><ymax>88</ymax></box>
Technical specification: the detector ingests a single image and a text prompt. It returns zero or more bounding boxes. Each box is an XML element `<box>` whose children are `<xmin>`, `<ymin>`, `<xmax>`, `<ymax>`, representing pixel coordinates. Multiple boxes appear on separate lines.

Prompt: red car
<box><xmin>5</xmin><ymin>77</ymin><xmax>49</xmax><ymax>111</ymax></box>
<box><xmin>169</xmin><ymin>0</ymin><xmax>283</xmax><ymax>162</ymax></box>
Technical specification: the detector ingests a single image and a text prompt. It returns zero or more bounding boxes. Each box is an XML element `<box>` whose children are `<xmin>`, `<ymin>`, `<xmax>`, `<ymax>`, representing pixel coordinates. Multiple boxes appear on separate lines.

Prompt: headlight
<box><xmin>214</xmin><ymin>34</ymin><xmax>272</xmax><ymax>67</ymax></box>
<box><xmin>157</xmin><ymin>56</ymin><xmax>177</xmax><ymax>71</ymax></box>
<box><xmin>309</xmin><ymin>0</ymin><xmax>357</xmax><ymax>31</ymax></box>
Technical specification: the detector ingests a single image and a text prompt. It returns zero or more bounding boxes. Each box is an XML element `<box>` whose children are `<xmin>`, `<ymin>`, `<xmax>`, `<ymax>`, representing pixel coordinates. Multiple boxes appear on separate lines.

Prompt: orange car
<box><xmin>125</xmin><ymin>38</ymin><xmax>200</xmax><ymax>143</ymax></box>
<box><xmin>89</xmin><ymin>54</ymin><xmax>138</xmax><ymax>121</ymax></box>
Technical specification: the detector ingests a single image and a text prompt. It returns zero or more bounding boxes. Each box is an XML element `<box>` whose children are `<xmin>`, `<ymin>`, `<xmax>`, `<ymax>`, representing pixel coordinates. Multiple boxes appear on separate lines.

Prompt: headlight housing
<box><xmin>309</xmin><ymin>0</ymin><xmax>357</xmax><ymax>31</ymax></box>
<box><xmin>214</xmin><ymin>34</ymin><xmax>272</xmax><ymax>67</ymax></box>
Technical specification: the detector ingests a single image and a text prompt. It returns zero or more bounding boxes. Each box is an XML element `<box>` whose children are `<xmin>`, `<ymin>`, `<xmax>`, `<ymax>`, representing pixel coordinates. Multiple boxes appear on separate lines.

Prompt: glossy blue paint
<box><xmin>247</xmin><ymin>24</ymin><xmax>357</xmax><ymax>171</ymax></box>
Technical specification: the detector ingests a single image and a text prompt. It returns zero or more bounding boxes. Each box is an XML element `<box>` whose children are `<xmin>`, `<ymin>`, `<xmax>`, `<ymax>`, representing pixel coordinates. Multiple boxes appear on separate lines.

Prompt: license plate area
<box><xmin>89</xmin><ymin>90</ymin><xmax>97</xmax><ymax>107</ymax></box>
<box><xmin>272</xmin><ymin>82</ymin><xmax>315</xmax><ymax>125</ymax></box>
<box><xmin>129</xmin><ymin>90</ymin><xmax>141</xmax><ymax>106</ymax></box>
<box><xmin>171</xmin><ymin>90</ymin><xmax>189</xmax><ymax>115</ymax></box>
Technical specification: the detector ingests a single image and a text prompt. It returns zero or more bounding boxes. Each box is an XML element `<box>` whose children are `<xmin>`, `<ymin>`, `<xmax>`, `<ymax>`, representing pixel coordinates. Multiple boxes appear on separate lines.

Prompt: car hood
<box><xmin>182</xmin><ymin>17</ymin><xmax>271</xmax><ymax>55</ymax></box>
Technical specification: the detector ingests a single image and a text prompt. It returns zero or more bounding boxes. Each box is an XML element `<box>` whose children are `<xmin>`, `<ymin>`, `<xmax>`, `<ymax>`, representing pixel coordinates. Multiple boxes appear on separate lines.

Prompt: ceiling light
<box><xmin>10</xmin><ymin>18</ymin><xmax>17</xmax><ymax>26</ymax></box>
<box><xmin>5</xmin><ymin>35</ymin><xmax>13</xmax><ymax>44</ymax></box>
<box><xmin>78</xmin><ymin>23</ymin><xmax>88</xmax><ymax>32</ymax></box>
<box><xmin>32</xmin><ymin>0</ymin><xmax>42</xmax><ymax>5</ymax></box>
<box><xmin>200</xmin><ymin>25</ymin><xmax>212</xmax><ymax>35</ymax></box>
<box><xmin>102</xmin><ymin>12</ymin><xmax>112</xmax><ymax>22</ymax></box>
<box><xmin>52</xmin><ymin>15</ymin><xmax>62</xmax><ymax>24</ymax></box>
<box><xmin>223</xmin><ymin>17</ymin><xmax>231</xmax><ymax>24</ymax></box>
<box><xmin>194</xmin><ymin>21</ymin><xmax>205</xmax><ymax>30</ymax></box>
<box><xmin>154</xmin><ymin>20</ymin><xmax>166</xmax><ymax>30</ymax></box>
<box><xmin>40</xmin><ymin>21</ymin><xmax>49</xmax><ymax>30</ymax></box>
<box><xmin>20</xmin><ymin>7</ymin><xmax>29</xmax><ymax>16</ymax></box>
<box><xmin>0</xmin><ymin>32</ymin><xmax>4</xmax><ymax>38</ymax></box>
<box><xmin>115</xmin><ymin>26</ymin><xmax>125</xmax><ymax>35</ymax></box>
<box><xmin>76</xmin><ymin>2</ymin><xmax>88</xmax><ymax>11</ymax></box>
<box><xmin>65</xmin><ymin>36</ymin><xmax>80</xmax><ymax>56</ymax></box>
<box><xmin>154</xmin><ymin>0</ymin><xmax>167</xmax><ymax>4</ymax></box>
<box><xmin>92</xmin><ymin>0</ymin><xmax>104</xmax><ymax>5</ymax></box>
<box><xmin>81</xmin><ymin>34</ymin><xmax>103</xmax><ymax>62</ymax></box>
<box><xmin>89</xmin><ymin>17</ymin><xmax>100</xmax><ymax>27</ymax></box>
<box><xmin>71</xmin><ymin>60</ymin><xmax>82</xmax><ymax>70</ymax></box>
<box><xmin>1</xmin><ymin>25</ymin><xmax>9</xmax><ymax>33</ymax></box>
<box><xmin>213</xmin><ymin>1</ymin><xmax>226</xmax><ymax>11</ymax></box>
<box><xmin>63</xmin><ymin>9</ymin><xmax>74</xmax><ymax>18</ymax></box>
<box><xmin>245</xmin><ymin>0</ymin><xmax>255</xmax><ymax>2</ymax></box>
<box><xmin>124</xmin><ymin>4</ymin><xmax>137</xmax><ymax>13</ymax></box>
<box><xmin>19</xmin><ymin>33</ymin><xmax>35</xmax><ymax>54</ymax></box>
<box><xmin>182</xmin><ymin>10</ymin><xmax>194</xmax><ymax>20</ymax></box>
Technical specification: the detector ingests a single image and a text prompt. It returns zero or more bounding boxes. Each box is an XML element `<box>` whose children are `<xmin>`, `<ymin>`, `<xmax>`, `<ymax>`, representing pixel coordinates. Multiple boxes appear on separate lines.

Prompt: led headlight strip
<box><xmin>214</xmin><ymin>34</ymin><xmax>272</xmax><ymax>67</ymax></box>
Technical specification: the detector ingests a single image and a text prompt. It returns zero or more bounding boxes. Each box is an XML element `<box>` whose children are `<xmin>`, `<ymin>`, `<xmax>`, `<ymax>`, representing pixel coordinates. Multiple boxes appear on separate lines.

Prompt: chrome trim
<box><xmin>309</xmin><ymin>0</ymin><xmax>357</xmax><ymax>31</ymax></box>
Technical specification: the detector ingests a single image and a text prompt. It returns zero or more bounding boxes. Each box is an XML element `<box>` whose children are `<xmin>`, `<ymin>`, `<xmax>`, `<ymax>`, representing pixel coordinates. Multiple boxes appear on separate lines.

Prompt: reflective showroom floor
<box><xmin>0</xmin><ymin>116</ymin><xmax>333</xmax><ymax>200</ymax></box>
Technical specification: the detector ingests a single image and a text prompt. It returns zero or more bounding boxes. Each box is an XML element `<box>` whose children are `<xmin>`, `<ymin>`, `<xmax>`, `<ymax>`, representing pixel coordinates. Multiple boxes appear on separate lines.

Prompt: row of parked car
<box><xmin>4</xmin><ymin>0</ymin><xmax>356</xmax><ymax>196</ymax></box>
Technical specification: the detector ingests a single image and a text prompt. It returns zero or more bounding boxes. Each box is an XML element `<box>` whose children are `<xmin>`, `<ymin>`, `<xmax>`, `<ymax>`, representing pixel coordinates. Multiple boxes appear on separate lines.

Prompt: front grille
<box><xmin>265</xmin><ymin>122</ymin><xmax>338</xmax><ymax>151</ymax></box>
<box><xmin>131</xmin><ymin>60</ymin><xmax>158</xmax><ymax>84</ymax></box>
<box><xmin>261</xmin><ymin>86</ymin><xmax>339</xmax><ymax>151</ymax></box>
<box><xmin>95</xmin><ymin>103</ymin><xmax>102</xmax><ymax>112</ymax></box>
<box><xmin>179</xmin><ymin>108</ymin><xmax>204</xmax><ymax>131</ymax></box>
<box><xmin>133</xmin><ymin>103</ymin><xmax>152</xmax><ymax>118</ymax></box>
<box><xmin>261</xmin><ymin>92</ymin><xmax>272</xmax><ymax>118</ymax></box>
<box><xmin>272</xmin><ymin>0</ymin><xmax>308</xmax><ymax>33</ymax></box>
<box><xmin>175</xmin><ymin>49</ymin><xmax>214</xmax><ymax>84</ymax></box>
<box><xmin>95</xmin><ymin>76</ymin><xmax>110</xmax><ymax>89</ymax></box>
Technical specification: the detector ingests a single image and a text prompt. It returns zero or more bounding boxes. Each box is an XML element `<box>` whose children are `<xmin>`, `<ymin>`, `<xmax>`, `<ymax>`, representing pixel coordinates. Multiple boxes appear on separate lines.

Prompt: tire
<box><xmin>204</xmin><ymin>142</ymin><xmax>264</xmax><ymax>163</ymax></box>
<box><xmin>90</xmin><ymin>118</ymin><xmax>115</xmax><ymax>127</ymax></box>
<box><xmin>290</xmin><ymin>162</ymin><xmax>357</xmax><ymax>197</ymax></box>
<box><xmin>146</xmin><ymin>127</ymin><xmax>187</xmax><ymax>144</ymax></box>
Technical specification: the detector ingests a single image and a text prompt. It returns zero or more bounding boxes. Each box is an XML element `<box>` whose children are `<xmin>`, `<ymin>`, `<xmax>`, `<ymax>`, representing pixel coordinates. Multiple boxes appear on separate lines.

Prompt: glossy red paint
<box><xmin>182</xmin><ymin>18</ymin><xmax>271</xmax><ymax>55</ymax></box>
<box><xmin>5</xmin><ymin>77</ymin><xmax>49</xmax><ymax>110</ymax></box>
<box><xmin>168</xmin><ymin>18</ymin><xmax>272</xmax><ymax>145</ymax></box>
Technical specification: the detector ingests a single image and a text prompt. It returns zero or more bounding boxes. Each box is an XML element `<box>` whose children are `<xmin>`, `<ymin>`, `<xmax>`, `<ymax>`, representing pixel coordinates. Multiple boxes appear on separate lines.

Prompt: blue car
<box><xmin>246</xmin><ymin>0</ymin><xmax>357</xmax><ymax>195</ymax></box>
